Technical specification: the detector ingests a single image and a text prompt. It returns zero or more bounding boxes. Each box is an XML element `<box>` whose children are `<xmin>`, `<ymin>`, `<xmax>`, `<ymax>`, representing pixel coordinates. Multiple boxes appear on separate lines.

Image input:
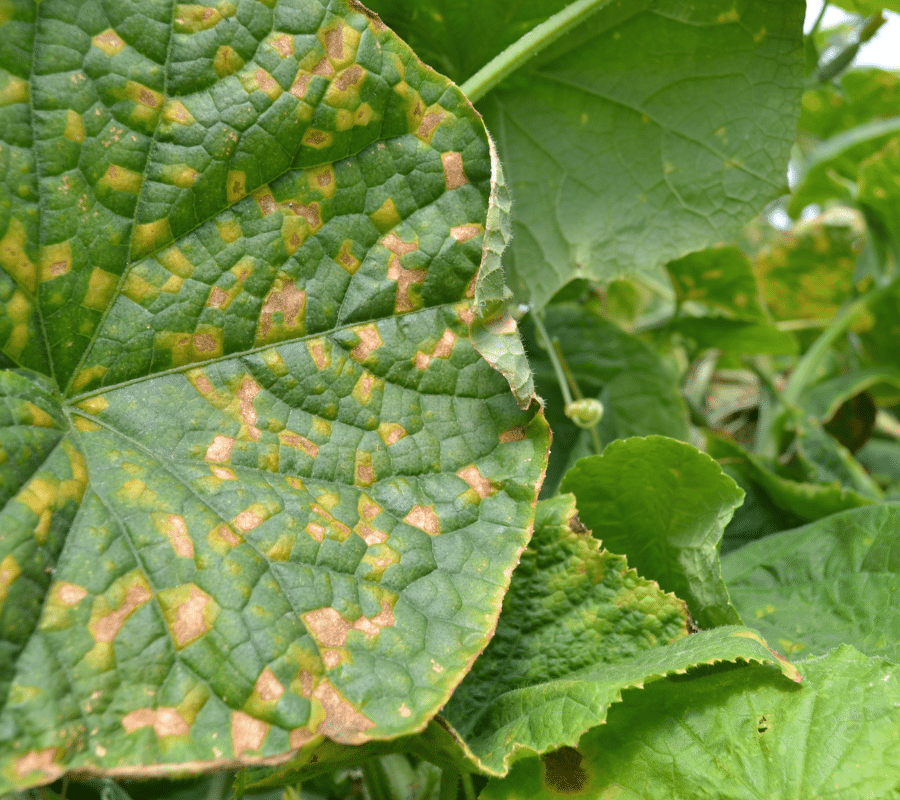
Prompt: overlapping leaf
<box><xmin>561</xmin><ymin>437</ymin><xmax>744</xmax><ymax>628</ymax></box>
<box><xmin>482</xmin><ymin>646</ymin><xmax>900</xmax><ymax>800</ymax></box>
<box><xmin>433</xmin><ymin>495</ymin><xmax>797</xmax><ymax>776</ymax></box>
<box><xmin>0</xmin><ymin>0</ymin><xmax>548</xmax><ymax>791</ymax></box>
<box><xmin>723</xmin><ymin>503</ymin><xmax>900</xmax><ymax>660</ymax></box>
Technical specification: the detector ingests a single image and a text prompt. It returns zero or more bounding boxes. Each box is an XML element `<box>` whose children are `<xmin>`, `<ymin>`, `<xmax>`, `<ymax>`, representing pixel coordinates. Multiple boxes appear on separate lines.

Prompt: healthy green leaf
<box><xmin>481</xmin><ymin>645</ymin><xmax>900</xmax><ymax>800</ymax></box>
<box><xmin>435</xmin><ymin>494</ymin><xmax>798</xmax><ymax>777</ymax></box>
<box><xmin>0</xmin><ymin>0</ymin><xmax>548</xmax><ymax>790</ymax></box>
<box><xmin>723</xmin><ymin>502</ymin><xmax>900</xmax><ymax>660</ymax></box>
<box><xmin>669</xmin><ymin>316</ymin><xmax>798</xmax><ymax>355</ymax></box>
<box><xmin>521</xmin><ymin>304</ymin><xmax>689</xmax><ymax>496</ymax></box>
<box><xmin>561</xmin><ymin>437</ymin><xmax>743</xmax><ymax>629</ymax></box>
<box><xmin>708</xmin><ymin>433</ymin><xmax>874</xmax><ymax>523</ymax></box>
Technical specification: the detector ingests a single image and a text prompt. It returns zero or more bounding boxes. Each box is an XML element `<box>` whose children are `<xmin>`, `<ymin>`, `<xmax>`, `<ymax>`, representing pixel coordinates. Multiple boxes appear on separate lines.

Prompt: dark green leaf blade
<box><xmin>723</xmin><ymin>503</ymin><xmax>900</xmax><ymax>660</ymax></box>
<box><xmin>561</xmin><ymin>436</ymin><xmax>744</xmax><ymax>628</ymax></box>
<box><xmin>482</xmin><ymin>646</ymin><xmax>900</xmax><ymax>800</ymax></box>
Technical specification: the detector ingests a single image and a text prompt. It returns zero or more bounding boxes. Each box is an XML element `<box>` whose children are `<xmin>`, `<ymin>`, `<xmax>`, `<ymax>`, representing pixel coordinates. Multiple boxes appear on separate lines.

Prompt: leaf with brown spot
<box><xmin>0</xmin><ymin>1</ymin><xmax>547</xmax><ymax>790</ymax></box>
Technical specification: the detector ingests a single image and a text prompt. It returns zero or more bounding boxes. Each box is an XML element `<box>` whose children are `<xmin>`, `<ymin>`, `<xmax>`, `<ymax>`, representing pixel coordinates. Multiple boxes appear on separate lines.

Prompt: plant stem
<box><xmin>439</xmin><ymin>768</ymin><xmax>459</xmax><ymax>800</ymax></box>
<box><xmin>459</xmin><ymin>0</ymin><xmax>612</xmax><ymax>102</ymax></box>
<box><xmin>461</xmin><ymin>772</ymin><xmax>476</xmax><ymax>800</ymax></box>
<box><xmin>810</xmin><ymin>2</ymin><xmax>829</xmax><ymax>37</ymax></box>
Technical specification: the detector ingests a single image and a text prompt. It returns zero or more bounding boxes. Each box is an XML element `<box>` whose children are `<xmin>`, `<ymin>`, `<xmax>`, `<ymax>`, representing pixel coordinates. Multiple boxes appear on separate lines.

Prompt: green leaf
<box><xmin>481</xmin><ymin>645</ymin><xmax>900</xmax><ymax>800</ymax></box>
<box><xmin>669</xmin><ymin>316</ymin><xmax>798</xmax><ymax>355</ymax></box>
<box><xmin>723</xmin><ymin>502</ymin><xmax>900</xmax><ymax>660</ymax></box>
<box><xmin>800</xmin><ymin>68</ymin><xmax>900</xmax><ymax>142</ymax></box>
<box><xmin>708</xmin><ymin>433</ymin><xmax>874</xmax><ymax>522</ymax></box>
<box><xmin>561</xmin><ymin>437</ymin><xmax>744</xmax><ymax>629</ymax></box>
<box><xmin>800</xmin><ymin>366</ymin><xmax>900</xmax><ymax>421</ymax></box>
<box><xmin>481</xmin><ymin>0</ymin><xmax>806</xmax><ymax>309</ymax></box>
<box><xmin>367</xmin><ymin>0</ymin><xmax>806</xmax><ymax>310</ymax></box>
<box><xmin>827</xmin><ymin>1</ymin><xmax>900</xmax><ymax>17</ymax></box>
<box><xmin>665</xmin><ymin>246</ymin><xmax>767</xmax><ymax>320</ymax></box>
<box><xmin>435</xmin><ymin>495</ymin><xmax>798</xmax><ymax>777</ymax></box>
<box><xmin>859</xmin><ymin>135</ymin><xmax>900</xmax><ymax>251</ymax></box>
<box><xmin>0</xmin><ymin>0</ymin><xmax>548</xmax><ymax>791</ymax></box>
<box><xmin>522</xmin><ymin>304</ymin><xmax>689</xmax><ymax>495</ymax></box>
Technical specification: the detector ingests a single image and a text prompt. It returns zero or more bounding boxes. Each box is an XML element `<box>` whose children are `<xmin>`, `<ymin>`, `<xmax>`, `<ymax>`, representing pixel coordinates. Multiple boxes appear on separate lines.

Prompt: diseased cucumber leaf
<box><xmin>723</xmin><ymin>503</ymin><xmax>900</xmax><ymax>660</ymax></box>
<box><xmin>561</xmin><ymin>437</ymin><xmax>743</xmax><ymax>629</ymax></box>
<box><xmin>482</xmin><ymin>645</ymin><xmax>900</xmax><ymax>800</ymax></box>
<box><xmin>367</xmin><ymin>0</ymin><xmax>806</xmax><ymax>310</ymax></box>
<box><xmin>0</xmin><ymin>0</ymin><xmax>548</xmax><ymax>791</ymax></box>
<box><xmin>434</xmin><ymin>494</ymin><xmax>798</xmax><ymax>777</ymax></box>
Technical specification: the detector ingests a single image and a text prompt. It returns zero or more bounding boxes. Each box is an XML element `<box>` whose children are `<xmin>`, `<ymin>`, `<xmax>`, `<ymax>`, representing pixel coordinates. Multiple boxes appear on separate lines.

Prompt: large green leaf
<box><xmin>0</xmin><ymin>0</ymin><xmax>548</xmax><ymax>791</ymax></box>
<box><xmin>481</xmin><ymin>645</ymin><xmax>900</xmax><ymax>800</ymax></box>
<box><xmin>368</xmin><ymin>0</ymin><xmax>806</xmax><ymax>310</ymax></box>
<box><xmin>436</xmin><ymin>495</ymin><xmax>798</xmax><ymax>776</ymax></box>
<box><xmin>723</xmin><ymin>503</ymin><xmax>900</xmax><ymax>660</ymax></box>
<box><xmin>561</xmin><ymin>437</ymin><xmax>744</xmax><ymax>629</ymax></box>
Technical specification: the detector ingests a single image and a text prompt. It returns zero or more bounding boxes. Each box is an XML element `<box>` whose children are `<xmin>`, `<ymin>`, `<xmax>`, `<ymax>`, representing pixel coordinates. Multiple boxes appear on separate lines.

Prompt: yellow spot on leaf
<box><xmin>258</xmin><ymin>277</ymin><xmax>306</xmax><ymax>341</ymax></box>
<box><xmin>370</xmin><ymin>197</ymin><xmax>401</xmax><ymax>233</ymax></box>
<box><xmin>80</xmin><ymin>268</ymin><xmax>118</xmax><ymax>311</ymax></box>
<box><xmin>383</xmin><ymin>232</ymin><xmax>417</xmax><ymax>255</ymax></box>
<box><xmin>335</xmin><ymin>240</ymin><xmax>361</xmax><ymax>274</ymax></box>
<box><xmin>303</xmin><ymin>128</ymin><xmax>333</xmax><ymax>149</ymax></box>
<box><xmin>499</xmin><ymin>426</ymin><xmax>526</xmax><ymax>443</ymax></box>
<box><xmin>399</xmin><ymin>703</ymin><xmax>411</xmax><ymax>718</ymax></box>
<box><xmin>0</xmin><ymin>554</ymin><xmax>21</xmax><ymax>602</ymax></box>
<box><xmin>154</xmin><ymin>513</ymin><xmax>194</xmax><ymax>558</ymax></box>
<box><xmin>377</xmin><ymin>422</ymin><xmax>406</xmax><ymax>445</ymax></box>
<box><xmin>216</xmin><ymin>217</ymin><xmax>242</xmax><ymax>242</ymax></box>
<box><xmin>92</xmin><ymin>28</ymin><xmax>126</xmax><ymax>55</ymax></box>
<box><xmin>39</xmin><ymin>241</ymin><xmax>72</xmax><ymax>281</ymax></box>
<box><xmin>89</xmin><ymin>576</ymin><xmax>152</xmax><ymax>643</ymax></box>
<box><xmin>14</xmin><ymin>748</ymin><xmax>63</xmax><ymax>782</ymax></box>
<box><xmin>100</xmin><ymin>164</ymin><xmax>143</xmax><ymax>194</ymax></box>
<box><xmin>131</xmin><ymin>218</ymin><xmax>173</xmax><ymax>260</ymax></box>
<box><xmin>270</xmin><ymin>33</ymin><xmax>294</xmax><ymax>58</ymax></box>
<box><xmin>56</xmin><ymin>582</ymin><xmax>88</xmax><ymax>606</ymax></box>
<box><xmin>306</xmin><ymin>338</ymin><xmax>331</xmax><ymax>370</ymax></box>
<box><xmin>253</xmin><ymin>185</ymin><xmax>277</xmax><ymax>216</ymax></box>
<box><xmin>387</xmin><ymin>257</ymin><xmax>426</xmax><ymax>313</ymax></box>
<box><xmin>355</xmin><ymin>451</ymin><xmax>375</xmax><ymax>486</ymax></box>
<box><xmin>234</xmin><ymin>503</ymin><xmax>268</xmax><ymax>532</ymax></box>
<box><xmin>416</xmin><ymin>108</ymin><xmax>445</xmax><ymax>142</ymax></box>
<box><xmin>214</xmin><ymin>44</ymin><xmax>245</xmax><ymax>77</ymax></box>
<box><xmin>162</xmin><ymin>99</ymin><xmax>196</xmax><ymax>126</ymax></box>
<box><xmin>0</xmin><ymin>217</ymin><xmax>36</xmax><ymax>293</ymax></box>
<box><xmin>211</xmin><ymin>466</ymin><xmax>237</xmax><ymax>480</ymax></box>
<box><xmin>76</xmin><ymin>395</ymin><xmax>109</xmax><ymax>416</ymax></box>
<box><xmin>0</xmin><ymin>73</ymin><xmax>28</xmax><ymax>106</ymax></box>
<box><xmin>63</xmin><ymin>109</ymin><xmax>85</xmax><ymax>142</ymax></box>
<box><xmin>279</xmin><ymin>430</ymin><xmax>319</xmax><ymax>458</ymax></box>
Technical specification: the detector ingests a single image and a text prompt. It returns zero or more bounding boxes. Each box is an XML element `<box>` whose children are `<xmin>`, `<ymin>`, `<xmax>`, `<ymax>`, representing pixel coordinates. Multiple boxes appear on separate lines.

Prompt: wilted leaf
<box><xmin>0</xmin><ymin>0</ymin><xmax>548</xmax><ymax>791</ymax></box>
<box><xmin>561</xmin><ymin>437</ymin><xmax>744</xmax><ymax>629</ymax></box>
<box><xmin>723</xmin><ymin>503</ymin><xmax>900</xmax><ymax>660</ymax></box>
<box><xmin>482</xmin><ymin>646</ymin><xmax>900</xmax><ymax>800</ymax></box>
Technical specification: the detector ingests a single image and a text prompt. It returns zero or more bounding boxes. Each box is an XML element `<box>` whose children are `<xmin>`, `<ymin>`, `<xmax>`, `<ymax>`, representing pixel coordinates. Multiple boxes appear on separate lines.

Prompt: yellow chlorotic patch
<box><xmin>161</xmin><ymin>163</ymin><xmax>200</xmax><ymax>188</ymax></box>
<box><xmin>262</xmin><ymin>348</ymin><xmax>289</xmax><ymax>376</ymax></box>
<box><xmin>158</xmin><ymin>583</ymin><xmax>218</xmax><ymax>648</ymax></box>
<box><xmin>369</xmin><ymin>197</ymin><xmax>401</xmax><ymax>233</ymax></box>
<box><xmin>39</xmin><ymin>240</ymin><xmax>72</xmax><ymax>282</ymax></box>
<box><xmin>75</xmin><ymin>395</ymin><xmax>109</xmax><ymax>416</ymax></box>
<box><xmin>122</xmin><ymin>270</ymin><xmax>158</xmax><ymax>305</ymax></box>
<box><xmin>279</xmin><ymin>430</ymin><xmax>319</xmax><ymax>458</ymax></box>
<box><xmin>306</xmin><ymin>164</ymin><xmax>336</xmax><ymax>199</ymax></box>
<box><xmin>717</xmin><ymin>8</ymin><xmax>740</xmax><ymax>23</ymax></box>
<box><xmin>269</xmin><ymin>33</ymin><xmax>294</xmax><ymax>58</ymax></box>
<box><xmin>265</xmin><ymin>534</ymin><xmax>295</xmax><ymax>561</ymax></box>
<box><xmin>253</xmin><ymin>185</ymin><xmax>277</xmax><ymax>216</ymax></box>
<box><xmin>174</xmin><ymin>3</ymin><xmax>232</xmax><ymax>32</ymax></box>
<box><xmin>88</xmin><ymin>573</ymin><xmax>153</xmax><ymax>643</ymax></box>
<box><xmin>318</xmin><ymin>22</ymin><xmax>361</xmax><ymax>69</ymax></box>
<box><xmin>152</xmin><ymin>512</ymin><xmax>194</xmax><ymax>558</ymax></box>
<box><xmin>100</xmin><ymin>164</ymin><xmax>143</xmax><ymax>194</ymax></box>
<box><xmin>404</xmin><ymin>505</ymin><xmax>440</xmax><ymax>536</ymax></box>
<box><xmin>289</xmin><ymin>70</ymin><xmax>314</xmax><ymax>100</ymax></box>
<box><xmin>214</xmin><ymin>45</ymin><xmax>245</xmax><ymax>78</ymax></box>
<box><xmin>0</xmin><ymin>554</ymin><xmax>22</xmax><ymax>603</ymax></box>
<box><xmin>416</xmin><ymin>106</ymin><xmax>446</xmax><ymax>143</ymax></box>
<box><xmin>354</xmin><ymin>451</ymin><xmax>375</xmax><ymax>486</ymax></box>
<box><xmin>233</xmin><ymin>502</ymin><xmax>272</xmax><ymax>533</ymax></box>
<box><xmin>207</xmin><ymin>523</ymin><xmax>243</xmax><ymax>553</ymax></box>
<box><xmin>441</xmin><ymin>152</ymin><xmax>469</xmax><ymax>190</ymax></box>
<box><xmin>81</xmin><ymin>267</ymin><xmax>118</xmax><ymax>311</ymax></box>
<box><xmin>227</xmin><ymin>170</ymin><xmax>247</xmax><ymax>203</ymax></box>
<box><xmin>63</xmin><ymin>109</ymin><xmax>85</xmax><ymax>142</ymax></box>
<box><xmin>122</xmin><ymin>706</ymin><xmax>190</xmax><ymax>737</ymax></box>
<box><xmin>350</xmin><ymin>324</ymin><xmax>383</xmax><ymax>362</ymax></box>
<box><xmin>306</xmin><ymin>338</ymin><xmax>331</xmax><ymax>370</ymax></box>
<box><xmin>302</xmin><ymin>128</ymin><xmax>333</xmax><ymax>149</ymax></box>
<box><xmin>56</xmin><ymin>581</ymin><xmax>88</xmax><ymax>606</ymax></box>
<box><xmin>2</xmin><ymin>290</ymin><xmax>33</xmax><ymax>358</ymax></box>
<box><xmin>377</xmin><ymin>422</ymin><xmax>406</xmax><ymax>446</ymax></box>
<box><xmin>154</xmin><ymin>329</ymin><xmax>224</xmax><ymax>364</ymax></box>
<box><xmin>91</xmin><ymin>28</ymin><xmax>125</xmax><ymax>58</ymax></box>
<box><xmin>210</xmin><ymin>466</ymin><xmax>237</xmax><ymax>481</ymax></box>
<box><xmin>25</xmin><ymin>401</ymin><xmax>56</xmax><ymax>429</ymax></box>
<box><xmin>73</xmin><ymin>416</ymin><xmax>102</xmax><ymax>432</ymax></box>
<box><xmin>0</xmin><ymin>73</ymin><xmax>28</xmax><ymax>106</ymax></box>
<box><xmin>334</xmin><ymin>240</ymin><xmax>361</xmax><ymax>274</ymax></box>
<box><xmin>241</xmin><ymin>67</ymin><xmax>282</xmax><ymax>101</ymax></box>
<box><xmin>162</xmin><ymin>98</ymin><xmax>196</xmax><ymax>126</ymax></box>
<box><xmin>382</xmin><ymin>232</ymin><xmax>418</xmax><ymax>256</ymax></box>
<box><xmin>216</xmin><ymin>217</ymin><xmax>242</xmax><ymax>243</ymax></box>
<box><xmin>131</xmin><ymin>218</ymin><xmax>173</xmax><ymax>259</ymax></box>
<box><xmin>0</xmin><ymin>217</ymin><xmax>37</xmax><ymax>293</ymax></box>
<box><xmin>351</xmin><ymin>372</ymin><xmax>380</xmax><ymax>405</ymax></box>
<box><xmin>354</xmin><ymin>102</ymin><xmax>374</xmax><ymax>127</ymax></box>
